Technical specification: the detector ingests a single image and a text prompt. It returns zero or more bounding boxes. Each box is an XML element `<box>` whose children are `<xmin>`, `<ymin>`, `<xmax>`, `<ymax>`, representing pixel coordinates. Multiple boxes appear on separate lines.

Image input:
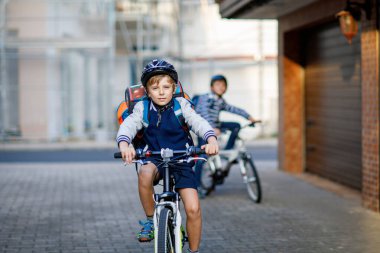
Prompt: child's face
<box><xmin>146</xmin><ymin>76</ymin><xmax>175</xmax><ymax>106</ymax></box>
<box><xmin>211</xmin><ymin>80</ymin><xmax>227</xmax><ymax>96</ymax></box>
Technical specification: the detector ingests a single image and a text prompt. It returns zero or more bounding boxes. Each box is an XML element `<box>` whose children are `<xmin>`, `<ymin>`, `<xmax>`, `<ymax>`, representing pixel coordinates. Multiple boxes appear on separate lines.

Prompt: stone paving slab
<box><xmin>0</xmin><ymin>160</ymin><xmax>380</xmax><ymax>253</ymax></box>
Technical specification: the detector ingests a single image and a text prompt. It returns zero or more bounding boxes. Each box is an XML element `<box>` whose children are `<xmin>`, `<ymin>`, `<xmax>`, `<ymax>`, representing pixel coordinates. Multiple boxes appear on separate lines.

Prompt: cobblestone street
<box><xmin>1</xmin><ymin>150</ymin><xmax>380</xmax><ymax>252</ymax></box>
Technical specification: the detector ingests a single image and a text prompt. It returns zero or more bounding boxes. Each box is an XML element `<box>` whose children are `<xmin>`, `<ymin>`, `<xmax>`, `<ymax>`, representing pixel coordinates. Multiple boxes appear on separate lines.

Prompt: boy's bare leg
<box><xmin>178</xmin><ymin>188</ymin><xmax>202</xmax><ymax>251</ymax></box>
<box><xmin>138</xmin><ymin>163</ymin><xmax>159</xmax><ymax>216</ymax></box>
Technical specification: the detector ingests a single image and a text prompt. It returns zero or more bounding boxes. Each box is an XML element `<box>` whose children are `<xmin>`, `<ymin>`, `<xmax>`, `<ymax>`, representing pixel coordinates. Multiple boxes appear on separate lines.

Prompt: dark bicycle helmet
<box><xmin>210</xmin><ymin>74</ymin><xmax>227</xmax><ymax>87</ymax></box>
<box><xmin>141</xmin><ymin>59</ymin><xmax>178</xmax><ymax>87</ymax></box>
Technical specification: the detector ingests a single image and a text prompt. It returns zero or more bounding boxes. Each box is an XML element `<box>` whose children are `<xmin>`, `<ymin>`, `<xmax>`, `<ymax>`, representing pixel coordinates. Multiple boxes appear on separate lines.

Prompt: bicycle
<box><xmin>115</xmin><ymin>146</ymin><xmax>206</xmax><ymax>253</ymax></box>
<box><xmin>200</xmin><ymin>122</ymin><xmax>262</xmax><ymax>203</ymax></box>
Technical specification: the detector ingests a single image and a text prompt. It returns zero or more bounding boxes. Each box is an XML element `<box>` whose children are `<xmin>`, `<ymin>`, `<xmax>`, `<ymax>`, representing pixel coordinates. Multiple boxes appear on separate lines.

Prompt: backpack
<box><xmin>191</xmin><ymin>94</ymin><xmax>200</xmax><ymax>109</ymax></box>
<box><xmin>116</xmin><ymin>82</ymin><xmax>192</xmax><ymax>148</ymax></box>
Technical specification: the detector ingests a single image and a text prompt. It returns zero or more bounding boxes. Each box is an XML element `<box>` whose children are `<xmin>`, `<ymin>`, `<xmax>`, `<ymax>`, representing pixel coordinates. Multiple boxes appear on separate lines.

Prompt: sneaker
<box><xmin>137</xmin><ymin>219</ymin><xmax>154</xmax><ymax>242</ymax></box>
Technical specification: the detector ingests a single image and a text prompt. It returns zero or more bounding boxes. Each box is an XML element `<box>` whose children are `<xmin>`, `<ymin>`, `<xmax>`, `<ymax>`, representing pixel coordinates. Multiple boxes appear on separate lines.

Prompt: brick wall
<box><xmin>278</xmin><ymin>30</ymin><xmax>305</xmax><ymax>173</ymax></box>
<box><xmin>361</xmin><ymin>4</ymin><xmax>379</xmax><ymax>212</ymax></box>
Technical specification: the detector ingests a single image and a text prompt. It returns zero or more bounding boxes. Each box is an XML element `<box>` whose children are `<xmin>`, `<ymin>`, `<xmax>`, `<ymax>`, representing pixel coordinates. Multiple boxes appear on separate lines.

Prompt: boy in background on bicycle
<box><xmin>194</xmin><ymin>74</ymin><xmax>258</xmax><ymax>191</ymax></box>
<box><xmin>116</xmin><ymin>59</ymin><xmax>219</xmax><ymax>253</ymax></box>
<box><xmin>195</xmin><ymin>74</ymin><xmax>258</xmax><ymax>150</ymax></box>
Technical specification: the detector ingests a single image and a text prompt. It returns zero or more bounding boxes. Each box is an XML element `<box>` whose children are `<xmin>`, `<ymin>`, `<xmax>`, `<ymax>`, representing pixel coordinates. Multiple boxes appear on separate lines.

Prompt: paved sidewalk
<box><xmin>1</xmin><ymin>157</ymin><xmax>380</xmax><ymax>253</ymax></box>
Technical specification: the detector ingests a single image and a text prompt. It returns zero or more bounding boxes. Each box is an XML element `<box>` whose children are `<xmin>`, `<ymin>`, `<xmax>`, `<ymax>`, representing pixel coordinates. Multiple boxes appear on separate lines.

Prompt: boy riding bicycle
<box><xmin>194</xmin><ymin>74</ymin><xmax>259</xmax><ymax>190</ymax></box>
<box><xmin>116</xmin><ymin>59</ymin><xmax>219</xmax><ymax>253</ymax></box>
<box><xmin>195</xmin><ymin>74</ymin><xmax>258</xmax><ymax>150</ymax></box>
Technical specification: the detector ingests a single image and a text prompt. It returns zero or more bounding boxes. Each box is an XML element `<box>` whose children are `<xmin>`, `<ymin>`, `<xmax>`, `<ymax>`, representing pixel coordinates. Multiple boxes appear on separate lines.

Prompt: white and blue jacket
<box><xmin>116</xmin><ymin>97</ymin><xmax>216</xmax><ymax>149</ymax></box>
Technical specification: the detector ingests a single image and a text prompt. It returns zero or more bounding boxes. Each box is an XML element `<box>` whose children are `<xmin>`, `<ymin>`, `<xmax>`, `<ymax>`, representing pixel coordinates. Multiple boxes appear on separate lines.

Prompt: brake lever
<box><xmin>186</xmin><ymin>157</ymin><xmax>207</xmax><ymax>163</ymax></box>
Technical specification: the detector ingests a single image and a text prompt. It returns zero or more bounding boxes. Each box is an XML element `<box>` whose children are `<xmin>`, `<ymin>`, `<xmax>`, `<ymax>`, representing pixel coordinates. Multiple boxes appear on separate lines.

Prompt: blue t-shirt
<box><xmin>143</xmin><ymin>101</ymin><xmax>194</xmax><ymax>151</ymax></box>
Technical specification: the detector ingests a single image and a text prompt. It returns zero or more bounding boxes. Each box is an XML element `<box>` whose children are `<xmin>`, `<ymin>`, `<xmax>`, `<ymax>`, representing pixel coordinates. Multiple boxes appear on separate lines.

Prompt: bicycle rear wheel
<box><xmin>243</xmin><ymin>157</ymin><xmax>262</xmax><ymax>203</ymax></box>
<box><xmin>157</xmin><ymin>207</ymin><xmax>175</xmax><ymax>253</ymax></box>
<box><xmin>200</xmin><ymin>161</ymin><xmax>216</xmax><ymax>195</ymax></box>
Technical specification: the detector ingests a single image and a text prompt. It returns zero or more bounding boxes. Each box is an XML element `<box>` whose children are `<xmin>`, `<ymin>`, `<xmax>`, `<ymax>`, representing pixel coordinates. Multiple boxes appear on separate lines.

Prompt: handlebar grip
<box><xmin>188</xmin><ymin>147</ymin><xmax>205</xmax><ymax>155</ymax></box>
<box><xmin>198</xmin><ymin>148</ymin><xmax>206</xmax><ymax>155</ymax></box>
<box><xmin>114</xmin><ymin>152</ymin><xmax>122</xmax><ymax>159</ymax></box>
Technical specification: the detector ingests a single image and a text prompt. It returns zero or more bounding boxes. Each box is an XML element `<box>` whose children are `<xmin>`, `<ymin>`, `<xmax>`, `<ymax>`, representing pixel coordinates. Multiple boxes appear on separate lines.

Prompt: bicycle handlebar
<box><xmin>114</xmin><ymin>146</ymin><xmax>205</xmax><ymax>159</ymax></box>
<box><xmin>244</xmin><ymin>120</ymin><xmax>262</xmax><ymax>128</ymax></box>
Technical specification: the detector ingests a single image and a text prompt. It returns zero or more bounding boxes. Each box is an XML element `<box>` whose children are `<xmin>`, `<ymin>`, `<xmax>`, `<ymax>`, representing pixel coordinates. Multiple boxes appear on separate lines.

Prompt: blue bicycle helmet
<box><xmin>210</xmin><ymin>74</ymin><xmax>227</xmax><ymax>87</ymax></box>
<box><xmin>141</xmin><ymin>59</ymin><xmax>178</xmax><ymax>87</ymax></box>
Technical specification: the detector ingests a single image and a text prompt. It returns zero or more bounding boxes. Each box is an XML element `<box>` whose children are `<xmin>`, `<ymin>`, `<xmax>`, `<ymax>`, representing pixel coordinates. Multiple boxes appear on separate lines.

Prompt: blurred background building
<box><xmin>0</xmin><ymin>0</ymin><xmax>278</xmax><ymax>142</ymax></box>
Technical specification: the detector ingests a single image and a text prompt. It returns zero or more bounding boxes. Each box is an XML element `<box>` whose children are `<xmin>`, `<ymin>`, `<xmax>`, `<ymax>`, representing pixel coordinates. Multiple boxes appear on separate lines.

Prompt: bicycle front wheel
<box><xmin>243</xmin><ymin>158</ymin><xmax>262</xmax><ymax>203</ymax></box>
<box><xmin>157</xmin><ymin>207</ymin><xmax>175</xmax><ymax>253</ymax></box>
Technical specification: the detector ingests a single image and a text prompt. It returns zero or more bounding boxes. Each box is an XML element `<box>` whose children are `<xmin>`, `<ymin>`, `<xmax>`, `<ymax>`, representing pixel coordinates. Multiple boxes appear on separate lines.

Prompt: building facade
<box><xmin>217</xmin><ymin>0</ymin><xmax>380</xmax><ymax>212</ymax></box>
<box><xmin>0</xmin><ymin>0</ymin><xmax>279</xmax><ymax>142</ymax></box>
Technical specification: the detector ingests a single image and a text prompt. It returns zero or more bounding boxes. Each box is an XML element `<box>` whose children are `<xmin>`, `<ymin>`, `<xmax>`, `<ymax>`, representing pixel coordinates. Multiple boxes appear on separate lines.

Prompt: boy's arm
<box><xmin>178</xmin><ymin>97</ymin><xmax>216</xmax><ymax>142</ymax></box>
<box><xmin>222</xmin><ymin>99</ymin><xmax>251</xmax><ymax>120</ymax></box>
<box><xmin>196</xmin><ymin>94</ymin><xmax>218</xmax><ymax>128</ymax></box>
<box><xmin>116</xmin><ymin>101</ymin><xmax>144</xmax><ymax>146</ymax></box>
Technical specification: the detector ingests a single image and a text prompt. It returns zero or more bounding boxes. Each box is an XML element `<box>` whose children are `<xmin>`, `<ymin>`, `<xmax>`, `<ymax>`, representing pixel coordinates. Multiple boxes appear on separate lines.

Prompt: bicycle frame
<box><xmin>153</xmin><ymin>149</ymin><xmax>183</xmax><ymax>253</ymax></box>
<box><xmin>206</xmin><ymin>137</ymin><xmax>245</xmax><ymax>173</ymax></box>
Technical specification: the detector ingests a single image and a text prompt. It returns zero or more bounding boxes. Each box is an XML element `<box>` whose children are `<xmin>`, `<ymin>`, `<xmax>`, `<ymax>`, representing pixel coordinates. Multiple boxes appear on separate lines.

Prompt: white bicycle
<box><xmin>200</xmin><ymin>122</ymin><xmax>262</xmax><ymax>203</ymax></box>
<box><xmin>115</xmin><ymin>146</ymin><xmax>206</xmax><ymax>253</ymax></box>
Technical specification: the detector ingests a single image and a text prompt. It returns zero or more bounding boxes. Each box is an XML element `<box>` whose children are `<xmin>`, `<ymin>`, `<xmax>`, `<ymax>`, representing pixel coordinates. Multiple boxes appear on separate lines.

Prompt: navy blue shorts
<box><xmin>145</xmin><ymin>157</ymin><xmax>197</xmax><ymax>190</ymax></box>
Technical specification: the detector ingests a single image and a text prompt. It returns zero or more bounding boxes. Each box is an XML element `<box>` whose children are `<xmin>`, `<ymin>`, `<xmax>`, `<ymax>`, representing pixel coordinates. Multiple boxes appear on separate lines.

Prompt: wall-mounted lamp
<box><xmin>336</xmin><ymin>0</ymin><xmax>372</xmax><ymax>44</ymax></box>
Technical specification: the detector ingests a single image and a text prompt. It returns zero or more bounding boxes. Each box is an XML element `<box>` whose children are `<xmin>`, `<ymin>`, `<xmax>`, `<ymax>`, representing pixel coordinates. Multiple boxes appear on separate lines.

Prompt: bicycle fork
<box><xmin>239</xmin><ymin>154</ymin><xmax>255</xmax><ymax>184</ymax></box>
<box><xmin>154</xmin><ymin>201</ymin><xmax>183</xmax><ymax>253</ymax></box>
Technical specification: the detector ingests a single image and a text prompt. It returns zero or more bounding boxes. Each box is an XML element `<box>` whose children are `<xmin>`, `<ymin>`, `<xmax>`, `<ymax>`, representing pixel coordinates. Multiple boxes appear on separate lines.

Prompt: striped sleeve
<box><xmin>203</xmin><ymin>130</ymin><xmax>216</xmax><ymax>142</ymax></box>
<box><xmin>222</xmin><ymin>99</ymin><xmax>250</xmax><ymax>119</ymax></box>
<box><xmin>195</xmin><ymin>94</ymin><xmax>218</xmax><ymax>128</ymax></box>
<box><xmin>116</xmin><ymin>135</ymin><xmax>131</xmax><ymax>146</ymax></box>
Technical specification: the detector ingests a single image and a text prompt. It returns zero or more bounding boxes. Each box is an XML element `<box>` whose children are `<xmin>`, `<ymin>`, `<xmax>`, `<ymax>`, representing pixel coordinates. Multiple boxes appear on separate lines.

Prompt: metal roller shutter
<box><xmin>304</xmin><ymin>21</ymin><xmax>362</xmax><ymax>190</ymax></box>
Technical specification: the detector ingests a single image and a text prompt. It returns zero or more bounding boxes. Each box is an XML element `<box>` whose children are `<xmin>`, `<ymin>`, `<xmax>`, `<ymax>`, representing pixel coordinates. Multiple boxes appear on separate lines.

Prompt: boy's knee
<box><xmin>186</xmin><ymin>204</ymin><xmax>201</xmax><ymax>219</ymax></box>
<box><xmin>138</xmin><ymin>166</ymin><xmax>156</xmax><ymax>186</ymax></box>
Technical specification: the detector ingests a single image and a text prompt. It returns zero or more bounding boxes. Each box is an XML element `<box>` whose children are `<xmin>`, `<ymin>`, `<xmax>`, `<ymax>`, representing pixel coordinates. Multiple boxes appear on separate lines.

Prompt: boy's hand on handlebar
<box><xmin>202</xmin><ymin>136</ymin><xmax>219</xmax><ymax>156</ymax></box>
<box><xmin>248</xmin><ymin>116</ymin><xmax>261</xmax><ymax>123</ymax></box>
<box><xmin>119</xmin><ymin>141</ymin><xmax>136</xmax><ymax>165</ymax></box>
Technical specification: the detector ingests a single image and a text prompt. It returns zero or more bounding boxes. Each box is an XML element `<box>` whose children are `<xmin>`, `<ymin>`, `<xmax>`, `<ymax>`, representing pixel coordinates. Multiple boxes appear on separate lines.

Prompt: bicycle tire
<box><xmin>200</xmin><ymin>161</ymin><xmax>216</xmax><ymax>195</ymax></box>
<box><xmin>157</xmin><ymin>207</ymin><xmax>175</xmax><ymax>253</ymax></box>
<box><xmin>243</xmin><ymin>157</ymin><xmax>262</xmax><ymax>203</ymax></box>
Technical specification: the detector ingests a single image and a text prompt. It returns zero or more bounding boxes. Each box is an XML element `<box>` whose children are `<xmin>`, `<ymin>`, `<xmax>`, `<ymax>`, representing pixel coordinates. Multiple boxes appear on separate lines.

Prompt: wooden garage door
<box><xmin>304</xmin><ymin>21</ymin><xmax>362</xmax><ymax>190</ymax></box>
